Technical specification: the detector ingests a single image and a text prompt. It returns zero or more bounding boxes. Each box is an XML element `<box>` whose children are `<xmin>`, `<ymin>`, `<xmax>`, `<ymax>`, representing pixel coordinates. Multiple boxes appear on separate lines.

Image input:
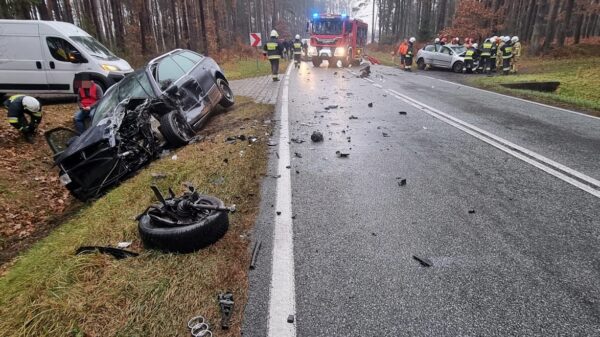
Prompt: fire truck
<box><xmin>307</xmin><ymin>13</ymin><xmax>368</xmax><ymax>68</ymax></box>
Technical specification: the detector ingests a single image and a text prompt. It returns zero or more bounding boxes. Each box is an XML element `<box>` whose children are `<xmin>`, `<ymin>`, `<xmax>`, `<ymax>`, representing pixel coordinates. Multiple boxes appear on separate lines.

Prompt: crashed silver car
<box><xmin>416</xmin><ymin>44</ymin><xmax>468</xmax><ymax>73</ymax></box>
<box><xmin>45</xmin><ymin>49</ymin><xmax>234</xmax><ymax>201</ymax></box>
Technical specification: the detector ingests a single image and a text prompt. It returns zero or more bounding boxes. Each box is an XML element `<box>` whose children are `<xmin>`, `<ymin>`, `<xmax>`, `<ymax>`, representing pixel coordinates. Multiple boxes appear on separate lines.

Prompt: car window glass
<box><xmin>424</xmin><ymin>45</ymin><xmax>435</xmax><ymax>52</ymax></box>
<box><xmin>442</xmin><ymin>47</ymin><xmax>452</xmax><ymax>55</ymax></box>
<box><xmin>180</xmin><ymin>51</ymin><xmax>203</xmax><ymax>63</ymax></box>
<box><xmin>157</xmin><ymin>56</ymin><xmax>185</xmax><ymax>90</ymax></box>
<box><xmin>172</xmin><ymin>54</ymin><xmax>196</xmax><ymax>72</ymax></box>
<box><xmin>46</xmin><ymin>37</ymin><xmax>79</xmax><ymax>62</ymax></box>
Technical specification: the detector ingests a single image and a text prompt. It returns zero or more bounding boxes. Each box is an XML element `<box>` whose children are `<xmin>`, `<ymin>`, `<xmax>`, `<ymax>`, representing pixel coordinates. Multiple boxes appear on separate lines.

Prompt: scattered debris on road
<box><xmin>218</xmin><ymin>292</ymin><xmax>234</xmax><ymax>330</ymax></box>
<box><xmin>267</xmin><ymin>140</ymin><xmax>278</xmax><ymax>146</ymax></box>
<box><xmin>397</xmin><ymin>178</ymin><xmax>407</xmax><ymax>186</ymax></box>
<box><xmin>311</xmin><ymin>131</ymin><xmax>324</xmax><ymax>142</ymax></box>
<box><xmin>413</xmin><ymin>255</ymin><xmax>433</xmax><ymax>267</ymax></box>
<box><xmin>287</xmin><ymin>314</ymin><xmax>295</xmax><ymax>323</ymax></box>
<box><xmin>349</xmin><ymin>115</ymin><xmax>358</xmax><ymax>120</ymax></box>
<box><xmin>368</xmin><ymin>102</ymin><xmax>373</xmax><ymax>108</ymax></box>
<box><xmin>250</xmin><ymin>240</ymin><xmax>262</xmax><ymax>270</ymax></box>
<box><xmin>291</xmin><ymin>137</ymin><xmax>306</xmax><ymax>144</ymax></box>
<box><xmin>382</xmin><ymin>132</ymin><xmax>390</xmax><ymax>137</ymax></box>
<box><xmin>294</xmin><ymin>152</ymin><xmax>303</xmax><ymax>158</ymax></box>
<box><xmin>359</xmin><ymin>65</ymin><xmax>371</xmax><ymax>78</ymax></box>
<box><xmin>468</xmin><ymin>209</ymin><xmax>476</xmax><ymax>214</ymax></box>
<box><xmin>336</xmin><ymin>151</ymin><xmax>350</xmax><ymax>158</ymax></box>
<box><xmin>398</xmin><ymin>111</ymin><xmax>407</xmax><ymax>115</ymax></box>
<box><xmin>325</xmin><ymin>105</ymin><xmax>339</xmax><ymax>110</ymax></box>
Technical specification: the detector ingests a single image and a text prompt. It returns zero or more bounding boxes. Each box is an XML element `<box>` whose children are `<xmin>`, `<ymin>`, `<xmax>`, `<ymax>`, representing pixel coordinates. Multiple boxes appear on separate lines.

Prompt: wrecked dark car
<box><xmin>45</xmin><ymin>49</ymin><xmax>234</xmax><ymax>201</ymax></box>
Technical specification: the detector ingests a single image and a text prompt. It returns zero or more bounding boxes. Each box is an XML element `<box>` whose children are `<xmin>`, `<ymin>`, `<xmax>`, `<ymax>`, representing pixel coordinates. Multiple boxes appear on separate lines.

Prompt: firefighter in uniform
<box><xmin>480</xmin><ymin>38</ymin><xmax>492</xmax><ymax>74</ymax></box>
<box><xmin>405</xmin><ymin>37</ymin><xmax>416</xmax><ymax>72</ymax></box>
<box><xmin>489</xmin><ymin>36</ymin><xmax>498</xmax><ymax>73</ymax></box>
<box><xmin>463</xmin><ymin>44</ymin><xmax>475</xmax><ymax>74</ymax></box>
<box><xmin>500</xmin><ymin>36</ymin><xmax>513</xmax><ymax>75</ymax></box>
<box><xmin>264</xmin><ymin>30</ymin><xmax>284</xmax><ymax>81</ymax></box>
<box><xmin>292</xmin><ymin>34</ymin><xmax>303</xmax><ymax>69</ymax></box>
<box><xmin>496</xmin><ymin>36</ymin><xmax>507</xmax><ymax>72</ymax></box>
<box><xmin>3</xmin><ymin>95</ymin><xmax>42</xmax><ymax>143</ymax></box>
<box><xmin>511</xmin><ymin>36</ymin><xmax>522</xmax><ymax>74</ymax></box>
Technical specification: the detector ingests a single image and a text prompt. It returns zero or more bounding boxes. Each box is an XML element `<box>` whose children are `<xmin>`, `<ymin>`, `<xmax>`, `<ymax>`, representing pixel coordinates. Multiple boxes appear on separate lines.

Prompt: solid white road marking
<box><xmin>267</xmin><ymin>63</ymin><xmax>296</xmax><ymax>337</ymax></box>
<box><xmin>388</xmin><ymin>88</ymin><xmax>600</xmax><ymax>199</ymax></box>
<box><xmin>419</xmin><ymin>74</ymin><xmax>600</xmax><ymax>121</ymax></box>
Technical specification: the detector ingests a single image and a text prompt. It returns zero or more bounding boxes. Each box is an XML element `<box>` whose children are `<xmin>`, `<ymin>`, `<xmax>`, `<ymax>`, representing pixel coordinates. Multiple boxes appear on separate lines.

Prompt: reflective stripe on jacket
<box><xmin>464</xmin><ymin>49</ymin><xmax>475</xmax><ymax>60</ymax></box>
<box><xmin>481</xmin><ymin>42</ymin><xmax>492</xmax><ymax>56</ymax></box>
<box><xmin>293</xmin><ymin>42</ymin><xmax>302</xmax><ymax>55</ymax></box>
<box><xmin>264</xmin><ymin>41</ymin><xmax>282</xmax><ymax>59</ymax></box>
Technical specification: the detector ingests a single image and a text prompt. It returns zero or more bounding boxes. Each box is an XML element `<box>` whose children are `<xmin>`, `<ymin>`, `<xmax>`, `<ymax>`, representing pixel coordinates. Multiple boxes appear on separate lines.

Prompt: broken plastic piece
<box><xmin>218</xmin><ymin>292</ymin><xmax>234</xmax><ymax>329</ymax></box>
<box><xmin>413</xmin><ymin>255</ymin><xmax>433</xmax><ymax>267</ymax></box>
<box><xmin>311</xmin><ymin>131</ymin><xmax>324</xmax><ymax>142</ymax></box>
<box><xmin>468</xmin><ymin>209</ymin><xmax>476</xmax><ymax>214</ymax></box>
<box><xmin>399</xmin><ymin>111</ymin><xmax>407</xmax><ymax>115</ymax></box>
<box><xmin>368</xmin><ymin>103</ymin><xmax>373</xmax><ymax>108</ymax></box>
<box><xmin>336</xmin><ymin>151</ymin><xmax>350</xmax><ymax>158</ymax></box>
<box><xmin>349</xmin><ymin>115</ymin><xmax>358</xmax><ymax>120</ymax></box>
<box><xmin>398</xmin><ymin>178</ymin><xmax>407</xmax><ymax>186</ymax></box>
<box><xmin>76</xmin><ymin>246</ymin><xmax>139</xmax><ymax>260</ymax></box>
<box><xmin>287</xmin><ymin>315</ymin><xmax>295</xmax><ymax>323</ymax></box>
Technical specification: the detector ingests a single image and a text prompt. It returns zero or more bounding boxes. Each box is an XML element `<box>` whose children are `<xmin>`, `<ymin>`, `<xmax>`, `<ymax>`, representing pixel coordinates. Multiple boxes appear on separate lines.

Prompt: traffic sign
<box><xmin>250</xmin><ymin>33</ymin><xmax>262</xmax><ymax>47</ymax></box>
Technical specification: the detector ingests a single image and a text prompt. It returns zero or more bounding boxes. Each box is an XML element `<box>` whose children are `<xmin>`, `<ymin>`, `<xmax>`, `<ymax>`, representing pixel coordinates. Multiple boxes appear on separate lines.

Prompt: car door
<box><xmin>42</xmin><ymin>36</ymin><xmax>88</xmax><ymax>92</ymax></box>
<box><xmin>0</xmin><ymin>24</ymin><xmax>48</xmax><ymax>92</ymax></box>
<box><xmin>435</xmin><ymin>46</ymin><xmax>453</xmax><ymax>69</ymax></box>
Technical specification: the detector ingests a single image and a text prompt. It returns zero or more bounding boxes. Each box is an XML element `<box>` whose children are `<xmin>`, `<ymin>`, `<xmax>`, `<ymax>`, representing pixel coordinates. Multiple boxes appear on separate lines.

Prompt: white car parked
<box><xmin>416</xmin><ymin>44</ymin><xmax>468</xmax><ymax>73</ymax></box>
<box><xmin>0</xmin><ymin>19</ymin><xmax>133</xmax><ymax>97</ymax></box>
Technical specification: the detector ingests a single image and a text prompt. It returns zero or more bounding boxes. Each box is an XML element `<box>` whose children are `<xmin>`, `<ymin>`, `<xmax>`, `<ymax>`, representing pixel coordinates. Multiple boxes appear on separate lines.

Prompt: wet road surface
<box><xmin>244</xmin><ymin>62</ymin><xmax>600</xmax><ymax>337</ymax></box>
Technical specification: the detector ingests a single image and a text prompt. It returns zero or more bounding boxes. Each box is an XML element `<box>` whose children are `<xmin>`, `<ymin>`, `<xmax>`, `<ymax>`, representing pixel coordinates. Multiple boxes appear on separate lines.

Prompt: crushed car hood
<box><xmin>55</xmin><ymin>124</ymin><xmax>113</xmax><ymax>163</ymax></box>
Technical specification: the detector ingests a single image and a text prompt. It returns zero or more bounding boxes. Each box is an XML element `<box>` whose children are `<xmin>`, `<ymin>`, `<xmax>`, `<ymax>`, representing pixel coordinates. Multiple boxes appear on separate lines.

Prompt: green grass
<box><xmin>469</xmin><ymin>57</ymin><xmax>600</xmax><ymax>113</ymax></box>
<box><xmin>221</xmin><ymin>57</ymin><xmax>290</xmax><ymax>80</ymax></box>
<box><xmin>366</xmin><ymin>50</ymin><xmax>399</xmax><ymax>67</ymax></box>
<box><xmin>0</xmin><ymin>97</ymin><xmax>273</xmax><ymax>337</ymax></box>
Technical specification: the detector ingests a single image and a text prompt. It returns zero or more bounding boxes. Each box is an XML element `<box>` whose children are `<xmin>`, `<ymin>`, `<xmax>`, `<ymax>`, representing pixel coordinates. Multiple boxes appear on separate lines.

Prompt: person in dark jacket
<box><xmin>3</xmin><ymin>95</ymin><xmax>42</xmax><ymax>143</ymax></box>
<box><xmin>264</xmin><ymin>30</ymin><xmax>284</xmax><ymax>81</ymax></box>
<box><xmin>405</xmin><ymin>37</ymin><xmax>416</xmax><ymax>71</ymax></box>
<box><xmin>73</xmin><ymin>76</ymin><xmax>104</xmax><ymax>133</ymax></box>
<box><xmin>292</xmin><ymin>34</ymin><xmax>303</xmax><ymax>68</ymax></box>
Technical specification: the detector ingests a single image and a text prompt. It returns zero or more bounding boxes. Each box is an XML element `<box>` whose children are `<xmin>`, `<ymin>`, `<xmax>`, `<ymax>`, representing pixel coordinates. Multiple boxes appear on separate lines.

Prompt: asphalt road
<box><xmin>243</xmin><ymin>62</ymin><xmax>600</xmax><ymax>336</ymax></box>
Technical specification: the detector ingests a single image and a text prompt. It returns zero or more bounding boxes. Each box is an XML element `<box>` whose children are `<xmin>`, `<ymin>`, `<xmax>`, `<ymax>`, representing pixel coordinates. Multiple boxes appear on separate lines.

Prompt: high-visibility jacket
<box><xmin>481</xmin><ymin>40</ymin><xmax>492</xmax><ymax>57</ymax></box>
<box><xmin>292</xmin><ymin>41</ymin><xmax>302</xmax><ymax>55</ymax></box>
<box><xmin>464</xmin><ymin>48</ymin><xmax>475</xmax><ymax>60</ymax></box>
<box><xmin>501</xmin><ymin>42</ymin><xmax>513</xmax><ymax>59</ymax></box>
<box><xmin>264</xmin><ymin>39</ymin><xmax>283</xmax><ymax>60</ymax></box>
<box><xmin>398</xmin><ymin>42</ymin><xmax>408</xmax><ymax>56</ymax></box>
<box><xmin>79</xmin><ymin>84</ymin><xmax>98</xmax><ymax>108</ymax></box>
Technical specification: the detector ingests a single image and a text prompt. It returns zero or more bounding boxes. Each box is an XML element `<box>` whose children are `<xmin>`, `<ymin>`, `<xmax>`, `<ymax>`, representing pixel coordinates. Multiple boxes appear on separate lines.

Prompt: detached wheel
<box><xmin>159</xmin><ymin>111</ymin><xmax>193</xmax><ymax>147</ymax></box>
<box><xmin>217</xmin><ymin>78</ymin><xmax>234</xmax><ymax>108</ymax></box>
<box><xmin>417</xmin><ymin>58</ymin><xmax>426</xmax><ymax>70</ymax></box>
<box><xmin>312</xmin><ymin>57</ymin><xmax>322</xmax><ymax>67</ymax></box>
<box><xmin>453</xmin><ymin>61</ymin><xmax>464</xmax><ymax>73</ymax></box>
<box><xmin>138</xmin><ymin>195</ymin><xmax>229</xmax><ymax>253</ymax></box>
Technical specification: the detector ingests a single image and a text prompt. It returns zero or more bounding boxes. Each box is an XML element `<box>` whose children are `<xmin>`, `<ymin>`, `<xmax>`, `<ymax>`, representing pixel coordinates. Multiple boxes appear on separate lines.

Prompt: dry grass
<box><xmin>0</xmin><ymin>97</ymin><xmax>273</xmax><ymax>336</ymax></box>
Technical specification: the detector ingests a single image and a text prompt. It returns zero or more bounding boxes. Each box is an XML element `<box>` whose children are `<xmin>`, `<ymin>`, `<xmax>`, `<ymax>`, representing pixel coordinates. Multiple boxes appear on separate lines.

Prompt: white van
<box><xmin>0</xmin><ymin>20</ymin><xmax>133</xmax><ymax>96</ymax></box>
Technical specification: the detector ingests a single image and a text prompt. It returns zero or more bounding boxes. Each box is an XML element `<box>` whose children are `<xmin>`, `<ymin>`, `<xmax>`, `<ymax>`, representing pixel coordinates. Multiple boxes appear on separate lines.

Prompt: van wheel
<box><xmin>159</xmin><ymin>111</ymin><xmax>193</xmax><ymax>147</ymax></box>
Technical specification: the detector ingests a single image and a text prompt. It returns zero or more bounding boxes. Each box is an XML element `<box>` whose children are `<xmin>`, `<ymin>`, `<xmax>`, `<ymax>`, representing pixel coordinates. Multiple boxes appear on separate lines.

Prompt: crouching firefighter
<box><xmin>3</xmin><ymin>95</ymin><xmax>42</xmax><ymax>143</ymax></box>
<box><xmin>264</xmin><ymin>30</ymin><xmax>284</xmax><ymax>81</ymax></box>
<box><xmin>293</xmin><ymin>34</ymin><xmax>302</xmax><ymax>69</ymax></box>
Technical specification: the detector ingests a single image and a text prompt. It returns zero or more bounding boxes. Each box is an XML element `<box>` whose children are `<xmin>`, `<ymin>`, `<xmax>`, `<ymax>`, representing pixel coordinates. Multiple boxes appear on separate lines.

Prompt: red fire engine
<box><xmin>307</xmin><ymin>13</ymin><xmax>368</xmax><ymax>68</ymax></box>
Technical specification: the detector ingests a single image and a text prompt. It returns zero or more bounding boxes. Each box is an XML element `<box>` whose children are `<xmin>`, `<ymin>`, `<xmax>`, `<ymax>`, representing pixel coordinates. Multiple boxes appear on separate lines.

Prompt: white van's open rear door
<box><xmin>0</xmin><ymin>21</ymin><xmax>49</xmax><ymax>93</ymax></box>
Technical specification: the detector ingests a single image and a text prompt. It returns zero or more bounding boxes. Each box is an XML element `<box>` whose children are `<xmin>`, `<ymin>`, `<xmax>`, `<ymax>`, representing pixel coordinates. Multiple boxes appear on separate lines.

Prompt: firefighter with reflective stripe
<box><xmin>404</xmin><ymin>37</ymin><xmax>416</xmax><ymax>72</ymax></box>
<box><xmin>263</xmin><ymin>30</ymin><xmax>284</xmax><ymax>81</ymax></box>
<box><xmin>480</xmin><ymin>38</ymin><xmax>492</xmax><ymax>74</ymax></box>
<box><xmin>292</xmin><ymin>34</ymin><xmax>303</xmax><ymax>69</ymax></box>
<box><xmin>74</xmin><ymin>76</ymin><xmax>104</xmax><ymax>133</ymax></box>
<box><xmin>489</xmin><ymin>36</ymin><xmax>498</xmax><ymax>73</ymax></box>
<box><xmin>510</xmin><ymin>36</ymin><xmax>522</xmax><ymax>74</ymax></box>
<box><xmin>500</xmin><ymin>36</ymin><xmax>513</xmax><ymax>75</ymax></box>
<box><xmin>463</xmin><ymin>44</ymin><xmax>476</xmax><ymax>74</ymax></box>
<box><xmin>2</xmin><ymin>95</ymin><xmax>42</xmax><ymax>143</ymax></box>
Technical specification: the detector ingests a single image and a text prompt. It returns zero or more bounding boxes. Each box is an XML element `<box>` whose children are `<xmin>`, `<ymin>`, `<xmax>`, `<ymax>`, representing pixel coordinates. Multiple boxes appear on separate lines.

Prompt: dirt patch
<box><xmin>0</xmin><ymin>99</ymin><xmax>81</xmax><ymax>268</ymax></box>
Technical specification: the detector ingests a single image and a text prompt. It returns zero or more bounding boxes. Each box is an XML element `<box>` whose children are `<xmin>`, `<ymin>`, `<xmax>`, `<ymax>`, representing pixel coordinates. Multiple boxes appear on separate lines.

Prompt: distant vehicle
<box><xmin>45</xmin><ymin>49</ymin><xmax>234</xmax><ymax>201</ymax></box>
<box><xmin>307</xmin><ymin>13</ymin><xmax>368</xmax><ymax>68</ymax></box>
<box><xmin>416</xmin><ymin>44</ymin><xmax>470</xmax><ymax>73</ymax></box>
<box><xmin>0</xmin><ymin>19</ymin><xmax>133</xmax><ymax>96</ymax></box>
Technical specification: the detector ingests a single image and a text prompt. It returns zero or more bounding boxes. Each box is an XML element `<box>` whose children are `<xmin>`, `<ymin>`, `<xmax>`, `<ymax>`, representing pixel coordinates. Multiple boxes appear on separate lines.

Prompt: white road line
<box><xmin>373</xmin><ymin>84</ymin><xmax>383</xmax><ymax>88</ymax></box>
<box><xmin>388</xmin><ymin>88</ymin><xmax>600</xmax><ymax>199</ymax></box>
<box><xmin>267</xmin><ymin>63</ymin><xmax>296</xmax><ymax>337</ymax></box>
<box><xmin>419</xmin><ymin>74</ymin><xmax>600</xmax><ymax>121</ymax></box>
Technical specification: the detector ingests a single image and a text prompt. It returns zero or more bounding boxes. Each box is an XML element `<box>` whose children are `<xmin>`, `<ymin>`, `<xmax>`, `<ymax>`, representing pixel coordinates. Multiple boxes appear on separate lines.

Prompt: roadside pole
<box><xmin>250</xmin><ymin>33</ymin><xmax>262</xmax><ymax>70</ymax></box>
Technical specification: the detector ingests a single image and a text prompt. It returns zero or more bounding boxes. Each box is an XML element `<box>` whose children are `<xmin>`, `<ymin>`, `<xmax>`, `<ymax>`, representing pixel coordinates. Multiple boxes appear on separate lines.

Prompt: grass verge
<box><xmin>468</xmin><ymin>56</ymin><xmax>600</xmax><ymax>115</ymax></box>
<box><xmin>221</xmin><ymin>57</ymin><xmax>290</xmax><ymax>80</ymax></box>
<box><xmin>0</xmin><ymin>96</ymin><xmax>273</xmax><ymax>337</ymax></box>
<box><xmin>365</xmin><ymin>50</ymin><xmax>399</xmax><ymax>67</ymax></box>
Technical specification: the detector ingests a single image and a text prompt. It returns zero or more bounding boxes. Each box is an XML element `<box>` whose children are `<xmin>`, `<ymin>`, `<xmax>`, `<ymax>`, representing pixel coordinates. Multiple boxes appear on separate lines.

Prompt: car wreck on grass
<box><xmin>45</xmin><ymin>49</ymin><xmax>234</xmax><ymax>201</ymax></box>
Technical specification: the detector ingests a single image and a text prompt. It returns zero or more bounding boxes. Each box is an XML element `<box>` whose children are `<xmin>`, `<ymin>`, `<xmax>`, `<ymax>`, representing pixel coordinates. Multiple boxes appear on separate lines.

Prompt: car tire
<box><xmin>138</xmin><ymin>195</ymin><xmax>229</xmax><ymax>253</ymax></box>
<box><xmin>312</xmin><ymin>57</ymin><xmax>322</xmax><ymax>67</ymax></box>
<box><xmin>217</xmin><ymin>78</ymin><xmax>234</xmax><ymax>108</ymax></box>
<box><xmin>453</xmin><ymin>61</ymin><xmax>464</xmax><ymax>73</ymax></box>
<box><xmin>159</xmin><ymin>111</ymin><xmax>193</xmax><ymax>147</ymax></box>
<box><xmin>417</xmin><ymin>58</ymin><xmax>426</xmax><ymax>70</ymax></box>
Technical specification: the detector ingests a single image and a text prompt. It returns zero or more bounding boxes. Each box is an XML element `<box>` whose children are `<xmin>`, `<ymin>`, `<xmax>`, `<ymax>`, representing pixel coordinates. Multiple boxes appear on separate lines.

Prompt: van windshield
<box><xmin>92</xmin><ymin>71</ymin><xmax>156</xmax><ymax>126</ymax></box>
<box><xmin>70</xmin><ymin>36</ymin><xmax>119</xmax><ymax>61</ymax></box>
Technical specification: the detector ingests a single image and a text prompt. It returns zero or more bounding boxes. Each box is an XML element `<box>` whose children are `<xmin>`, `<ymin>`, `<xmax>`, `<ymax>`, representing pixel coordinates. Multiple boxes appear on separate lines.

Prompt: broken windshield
<box><xmin>92</xmin><ymin>71</ymin><xmax>156</xmax><ymax>126</ymax></box>
<box><xmin>313</xmin><ymin>19</ymin><xmax>344</xmax><ymax>35</ymax></box>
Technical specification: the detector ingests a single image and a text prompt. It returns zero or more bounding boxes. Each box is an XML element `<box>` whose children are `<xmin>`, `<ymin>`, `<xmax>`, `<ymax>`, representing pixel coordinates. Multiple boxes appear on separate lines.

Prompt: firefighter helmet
<box><xmin>270</xmin><ymin>30</ymin><xmax>279</xmax><ymax>38</ymax></box>
<box><xmin>409</xmin><ymin>37</ymin><xmax>416</xmax><ymax>43</ymax></box>
<box><xmin>435</xmin><ymin>38</ymin><xmax>440</xmax><ymax>43</ymax></box>
<box><xmin>295</xmin><ymin>34</ymin><xmax>300</xmax><ymax>40</ymax></box>
<box><xmin>22</xmin><ymin>96</ymin><xmax>41</xmax><ymax>113</ymax></box>
<box><xmin>473</xmin><ymin>43</ymin><xmax>478</xmax><ymax>49</ymax></box>
<box><xmin>512</xmin><ymin>36</ymin><xmax>519</xmax><ymax>42</ymax></box>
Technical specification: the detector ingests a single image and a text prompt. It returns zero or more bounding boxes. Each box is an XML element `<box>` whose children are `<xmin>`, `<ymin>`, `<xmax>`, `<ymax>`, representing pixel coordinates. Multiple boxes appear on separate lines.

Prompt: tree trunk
<box><xmin>557</xmin><ymin>0</ymin><xmax>575</xmax><ymax>46</ymax></box>
<box><xmin>573</xmin><ymin>12</ymin><xmax>584</xmax><ymax>44</ymax></box>
<box><xmin>541</xmin><ymin>0</ymin><xmax>560</xmax><ymax>51</ymax></box>
<box><xmin>198</xmin><ymin>0</ymin><xmax>209</xmax><ymax>54</ymax></box>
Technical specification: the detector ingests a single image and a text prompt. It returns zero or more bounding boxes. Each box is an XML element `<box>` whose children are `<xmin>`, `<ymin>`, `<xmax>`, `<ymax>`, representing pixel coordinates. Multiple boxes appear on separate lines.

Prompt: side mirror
<box><xmin>45</xmin><ymin>127</ymin><xmax>80</xmax><ymax>155</ymax></box>
<box><xmin>69</xmin><ymin>50</ymin><xmax>87</xmax><ymax>64</ymax></box>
